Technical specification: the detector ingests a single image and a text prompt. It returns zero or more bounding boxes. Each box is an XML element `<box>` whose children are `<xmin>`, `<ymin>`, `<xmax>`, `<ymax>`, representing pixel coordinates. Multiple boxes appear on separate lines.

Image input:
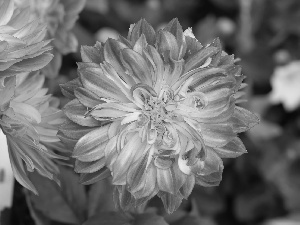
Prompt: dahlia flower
<box><xmin>0</xmin><ymin>0</ymin><xmax>53</xmax><ymax>82</ymax></box>
<box><xmin>14</xmin><ymin>0</ymin><xmax>86</xmax><ymax>77</ymax></box>
<box><xmin>61</xmin><ymin>19</ymin><xmax>259</xmax><ymax>213</ymax></box>
<box><xmin>0</xmin><ymin>73</ymin><xmax>66</xmax><ymax>194</ymax></box>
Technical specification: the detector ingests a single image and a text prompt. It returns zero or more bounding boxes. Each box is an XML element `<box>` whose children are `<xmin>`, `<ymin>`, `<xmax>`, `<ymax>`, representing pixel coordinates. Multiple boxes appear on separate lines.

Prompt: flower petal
<box><xmin>75</xmin><ymin>158</ymin><xmax>106</xmax><ymax>173</ymax></box>
<box><xmin>192</xmin><ymin>148</ymin><xmax>223</xmax><ymax>176</ymax></box>
<box><xmin>184</xmin><ymin>46</ymin><xmax>218</xmax><ymax>73</ymax></box>
<box><xmin>8</xmin><ymin>53</ymin><xmax>53</xmax><ymax>72</ymax></box>
<box><xmin>200</xmin><ymin>123</ymin><xmax>235</xmax><ymax>147</ymax></box>
<box><xmin>121</xmin><ymin>48</ymin><xmax>152</xmax><ymax>85</ymax></box>
<box><xmin>157</xmin><ymin>167</ymin><xmax>176</xmax><ymax>194</ymax></box>
<box><xmin>230</xmin><ymin>106</ymin><xmax>260</xmax><ymax>133</ymax></box>
<box><xmin>112</xmin><ymin>133</ymin><xmax>144</xmax><ymax>185</ymax></box>
<box><xmin>195</xmin><ymin>168</ymin><xmax>223</xmax><ymax>187</ymax></box>
<box><xmin>180</xmin><ymin>175</ymin><xmax>195</xmax><ymax>199</ymax></box>
<box><xmin>64</xmin><ymin>99</ymin><xmax>102</xmax><ymax>127</ymax></box>
<box><xmin>104</xmin><ymin>39</ymin><xmax>136</xmax><ymax>86</ymax></box>
<box><xmin>73</xmin><ymin>125</ymin><xmax>109</xmax><ymax>160</ymax></box>
<box><xmin>81</xmin><ymin>44</ymin><xmax>104</xmax><ymax>64</ymax></box>
<box><xmin>0</xmin><ymin>0</ymin><xmax>14</xmax><ymax>26</ymax></box>
<box><xmin>79</xmin><ymin>167</ymin><xmax>111</xmax><ymax>185</ymax></box>
<box><xmin>164</xmin><ymin>18</ymin><xmax>186</xmax><ymax>59</ymax></box>
<box><xmin>157</xmin><ymin>30</ymin><xmax>179</xmax><ymax>60</ymax></box>
<box><xmin>60</xmin><ymin>78</ymin><xmax>82</xmax><ymax>99</ymax></box>
<box><xmin>79</xmin><ymin>66</ymin><xmax>129</xmax><ymax>102</ymax></box>
<box><xmin>214</xmin><ymin>137</ymin><xmax>247</xmax><ymax>158</ymax></box>
<box><xmin>74</xmin><ymin>87</ymin><xmax>104</xmax><ymax>108</ymax></box>
<box><xmin>158</xmin><ymin>191</ymin><xmax>183</xmax><ymax>214</ymax></box>
<box><xmin>10</xmin><ymin>101</ymin><xmax>41</xmax><ymax>123</ymax></box>
<box><xmin>128</xmin><ymin>19</ymin><xmax>156</xmax><ymax>46</ymax></box>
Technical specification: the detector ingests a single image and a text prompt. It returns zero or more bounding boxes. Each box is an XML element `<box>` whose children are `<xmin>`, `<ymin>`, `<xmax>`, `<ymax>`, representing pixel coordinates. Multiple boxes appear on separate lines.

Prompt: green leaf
<box><xmin>83</xmin><ymin>212</ymin><xmax>169</xmax><ymax>225</ymax></box>
<box><xmin>83</xmin><ymin>212</ymin><xmax>132</xmax><ymax>225</ymax></box>
<box><xmin>28</xmin><ymin>166</ymin><xmax>88</xmax><ymax>224</ymax></box>
<box><xmin>87</xmin><ymin>179</ymin><xmax>115</xmax><ymax>218</ymax></box>
<box><xmin>134</xmin><ymin>213</ymin><xmax>169</xmax><ymax>225</ymax></box>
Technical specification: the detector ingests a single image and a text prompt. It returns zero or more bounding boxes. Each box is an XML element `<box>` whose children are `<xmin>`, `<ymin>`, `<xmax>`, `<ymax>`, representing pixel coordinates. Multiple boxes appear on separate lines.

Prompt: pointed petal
<box><xmin>157</xmin><ymin>167</ymin><xmax>175</xmax><ymax>194</ymax></box>
<box><xmin>200</xmin><ymin>123</ymin><xmax>235</xmax><ymax>147</ymax></box>
<box><xmin>104</xmin><ymin>39</ymin><xmax>135</xmax><ymax>86</ymax></box>
<box><xmin>230</xmin><ymin>106</ymin><xmax>260</xmax><ymax>133</ymax></box>
<box><xmin>128</xmin><ymin>19</ymin><xmax>156</xmax><ymax>45</ymax></box>
<box><xmin>75</xmin><ymin>87</ymin><xmax>104</xmax><ymax>108</ymax></box>
<box><xmin>164</xmin><ymin>18</ymin><xmax>186</xmax><ymax>59</ymax></box>
<box><xmin>214</xmin><ymin>137</ymin><xmax>247</xmax><ymax>158</ymax></box>
<box><xmin>131</xmin><ymin>163</ymin><xmax>157</xmax><ymax>199</ymax></box>
<box><xmin>112</xmin><ymin>133</ymin><xmax>143</xmax><ymax>185</ymax></box>
<box><xmin>184</xmin><ymin>46</ymin><xmax>218</xmax><ymax>73</ymax></box>
<box><xmin>75</xmin><ymin>158</ymin><xmax>106</xmax><ymax>173</ymax></box>
<box><xmin>157</xmin><ymin>30</ymin><xmax>179</xmax><ymax>60</ymax></box>
<box><xmin>59</xmin><ymin>120</ymin><xmax>94</xmax><ymax>140</ymax></box>
<box><xmin>121</xmin><ymin>48</ymin><xmax>152</xmax><ymax>85</ymax></box>
<box><xmin>195</xmin><ymin>168</ymin><xmax>223</xmax><ymax>187</ymax></box>
<box><xmin>79</xmin><ymin>167</ymin><xmax>111</xmax><ymax>185</ymax></box>
<box><xmin>79</xmin><ymin>66</ymin><xmax>128</xmax><ymax>102</ymax></box>
<box><xmin>158</xmin><ymin>191</ymin><xmax>183</xmax><ymax>214</ymax></box>
<box><xmin>127</xmin><ymin>151</ymin><xmax>149</xmax><ymax>193</ymax></box>
<box><xmin>10</xmin><ymin>102</ymin><xmax>41</xmax><ymax>123</ymax></box>
<box><xmin>9</xmin><ymin>53</ymin><xmax>53</xmax><ymax>72</ymax></box>
<box><xmin>73</xmin><ymin>125</ymin><xmax>109</xmax><ymax>160</ymax></box>
<box><xmin>7</xmin><ymin>138</ymin><xmax>38</xmax><ymax>194</ymax></box>
<box><xmin>64</xmin><ymin>99</ymin><xmax>102</xmax><ymax>127</ymax></box>
<box><xmin>0</xmin><ymin>0</ymin><xmax>14</xmax><ymax>26</ymax></box>
<box><xmin>180</xmin><ymin>175</ymin><xmax>195</xmax><ymax>199</ymax></box>
<box><xmin>133</xmin><ymin>34</ymin><xmax>148</xmax><ymax>55</ymax></box>
<box><xmin>60</xmin><ymin>78</ymin><xmax>82</xmax><ymax>99</ymax></box>
<box><xmin>81</xmin><ymin>44</ymin><xmax>104</xmax><ymax>64</ymax></box>
<box><xmin>192</xmin><ymin>148</ymin><xmax>223</xmax><ymax>176</ymax></box>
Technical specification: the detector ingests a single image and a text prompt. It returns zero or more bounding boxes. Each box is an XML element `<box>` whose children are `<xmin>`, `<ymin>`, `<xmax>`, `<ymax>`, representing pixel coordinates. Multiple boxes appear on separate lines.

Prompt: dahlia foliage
<box><xmin>61</xmin><ymin>19</ymin><xmax>259</xmax><ymax>213</ymax></box>
<box><xmin>14</xmin><ymin>0</ymin><xmax>86</xmax><ymax>77</ymax></box>
<box><xmin>0</xmin><ymin>0</ymin><xmax>65</xmax><ymax>194</ymax></box>
<box><xmin>0</xmin><ymin>0</ymin><xmax>53</xmax><ymax>81</ymax></box>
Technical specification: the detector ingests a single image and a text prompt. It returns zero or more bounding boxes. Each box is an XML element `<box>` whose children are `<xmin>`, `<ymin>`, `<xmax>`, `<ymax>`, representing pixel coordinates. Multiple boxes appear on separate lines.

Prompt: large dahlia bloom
<box><xmin>0</xmin><ymin>73</ymin><xmax>66</xmax><ymax>194</ymax></box>
<box><xmin>0</xmin><ymin>0</ymin><xmax>53</xmax><ymax>81</ymax></box>
<box><xmin>61</xmin><ymin>19</ymin><xmax>259</xmax><ymax>213</ymax></box>
<box><xmin>14</xmin><ymin>0</ymin><xmax>86</xmax><ymax>77</ymax></box>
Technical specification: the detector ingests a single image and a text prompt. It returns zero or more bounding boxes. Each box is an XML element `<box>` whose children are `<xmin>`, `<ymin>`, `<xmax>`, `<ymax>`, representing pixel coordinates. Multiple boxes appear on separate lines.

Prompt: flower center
<box><xmin>144</xmin><ymin>97</ymin><xmax>168</xmax><ymax>124</ymax></box>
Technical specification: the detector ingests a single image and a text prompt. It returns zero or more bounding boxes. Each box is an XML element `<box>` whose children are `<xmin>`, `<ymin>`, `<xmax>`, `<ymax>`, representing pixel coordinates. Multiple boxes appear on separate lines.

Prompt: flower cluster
<box><xmin>0</xmin><ymin>72</ymin><xmax>66</xmax><ymax>194</ymax></box>
<box><xmin>14</xmin><ymin>0</ymin><xmax>86</xmax><ymax>77</ymax></box>
<box><xmin>0</xmin><ymin>0</ymin><xmax>53</xmax><ymax>82</ymax></box>
<box><xmin>60</xmin><ymin>18</ymin><xmax>259</xmax><ymax>213</ymax></box>
<box><xmin>0</xmin><ymin>0</ymin><xmax>66</xmax><ymax>193</ymax></box>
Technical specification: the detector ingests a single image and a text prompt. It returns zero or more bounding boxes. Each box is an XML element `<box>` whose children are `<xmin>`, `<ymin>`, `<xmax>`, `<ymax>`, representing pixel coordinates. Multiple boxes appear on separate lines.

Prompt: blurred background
<box><xmin>2</xmin><ymin>0</ymin><xmax>300</xmax><ymax>224</ymax></box>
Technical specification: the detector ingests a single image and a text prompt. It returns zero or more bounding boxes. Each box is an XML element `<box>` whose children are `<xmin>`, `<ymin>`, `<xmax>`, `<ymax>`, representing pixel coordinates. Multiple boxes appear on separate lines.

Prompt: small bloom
<box><xmin>0</xmin><ymin>0</ymin><xmax>53</xmax><ymax>82</ymax></box>
<box><xmin>61</xmin><ymin>18</ymin><xmax>259</xmax><ymax>213</ymax></box>
<box><xmin>0</xmin><ymin>72</ymin><xmax>66</xmax><ymax>194</ymax></box>
<box><xmin>269</xmin><ymin>61</ymin><xmax>300</xmax><ymax>111</ymax></box>
<box><xmin>14</xmin><ymin>0</ymin><xmax>86</xmax><ymax>77</ymax></box>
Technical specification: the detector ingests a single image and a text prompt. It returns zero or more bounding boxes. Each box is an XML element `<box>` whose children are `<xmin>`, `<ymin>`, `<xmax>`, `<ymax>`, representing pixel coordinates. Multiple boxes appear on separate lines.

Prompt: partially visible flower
<box><xmin>0</xmin><ymin>72</ymin><xmax>66</xmax><ymax>194</ymax></box>
<box><xmin>0</xmin><ymin>0</ymin><xmax>53</xmax><ymax>83</ymax></box>
<box><xmin>269</xmin><ymin>61</ymin><xmax>300</xmax><ymax>111</ymax></box>
<box><xmin>14</xmin><ymin>0</ymin><xmax>86</xmax><ymax>77</ymax></box>
<box><xmin>61</xmin><ymin>19</ymin><xmax>259</xmax><ymax>213</ymax></box>
<box><xmin>95</xmin><ymin>27</ymin><xmax>119</xmax><ymax>43</ymax></box>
